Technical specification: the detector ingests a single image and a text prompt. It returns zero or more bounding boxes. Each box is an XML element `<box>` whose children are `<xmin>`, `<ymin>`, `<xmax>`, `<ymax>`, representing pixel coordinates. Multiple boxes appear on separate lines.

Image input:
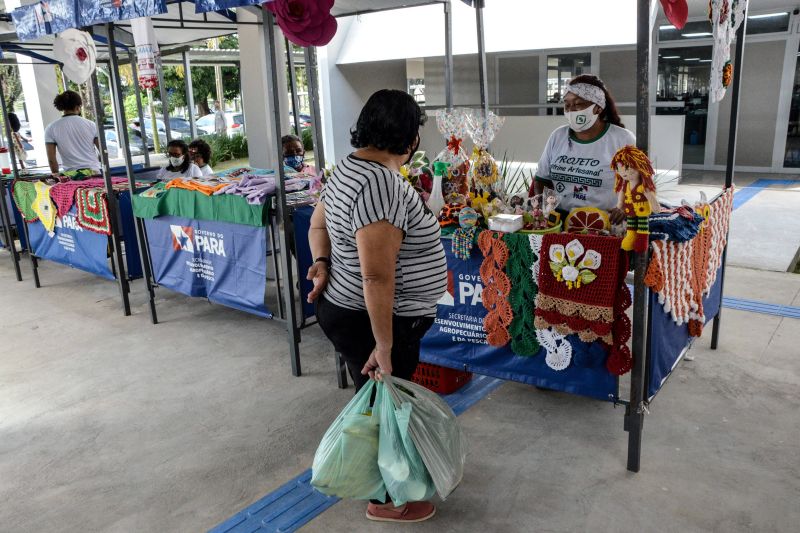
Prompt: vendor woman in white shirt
<box><xmin>157</xmin><ymin>139</ymin><xmax>203</xmax><ymax>180</ymax></box>
<box><xmin>529</xmin><ymin>75</ymin><xmax>635</xmax><ymax>225</ymax></box>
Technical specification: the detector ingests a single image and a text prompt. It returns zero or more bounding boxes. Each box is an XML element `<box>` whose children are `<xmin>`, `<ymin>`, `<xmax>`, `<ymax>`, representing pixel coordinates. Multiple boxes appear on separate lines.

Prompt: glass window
<box><xmin>746</xmin><ymin>12</ymin><xmax>790</xmax><ymax>35</ymax></box>
<box><xmin>546</xmin><ymin>53</ymin><xmax>590</xmax><ymax>116</ymax></box>
<box><xmin>784</xmin><ymin>43</ymin><xmax>800</xmax><ymax>167</ymax></box>
<box><xmin>660</xmin><ymin>12</ymin><xmax>789</xmax><ymax>42</ymax></box>
<box><xmin>407</xmin><ymin>78</ymin><xmax>425</xmax><ymax>104</ymax></box>
<box><xmin>656</xmin><ymin>46</ymin><xmax>713</xmax><ymax>165</ymax></box>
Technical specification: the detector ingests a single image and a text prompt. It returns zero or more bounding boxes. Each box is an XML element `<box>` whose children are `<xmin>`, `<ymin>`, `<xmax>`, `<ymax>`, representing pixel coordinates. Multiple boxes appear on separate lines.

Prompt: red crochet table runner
<box><xmin>534</xmin><ymin>233</ymin><xmax>632</xmax><ymax>375</ymax></box>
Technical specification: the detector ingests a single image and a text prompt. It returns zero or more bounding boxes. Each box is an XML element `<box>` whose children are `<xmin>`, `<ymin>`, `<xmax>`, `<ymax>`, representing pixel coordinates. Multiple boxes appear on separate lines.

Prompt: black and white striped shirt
<box><xmin>322</xmin><ymin>155</ymin><xmax>447</xmax><ymax>318</ymax></box>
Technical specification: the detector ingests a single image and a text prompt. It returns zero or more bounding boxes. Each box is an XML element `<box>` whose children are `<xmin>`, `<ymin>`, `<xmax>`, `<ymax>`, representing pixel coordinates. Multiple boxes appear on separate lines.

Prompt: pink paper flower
<box><xmin>265</xmin><ymin>0</ymin><xmax>337</xmax><ymax>47</ymax></box>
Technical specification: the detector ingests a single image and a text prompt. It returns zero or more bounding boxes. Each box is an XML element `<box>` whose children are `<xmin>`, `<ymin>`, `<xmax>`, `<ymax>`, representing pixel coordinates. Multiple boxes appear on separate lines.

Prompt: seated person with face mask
<box><xmin>282</xmin><ymin>134</ymin><xmax>316</xmax><ymax>174</ymax></box>
<box><xmin>188</xmin><ymin>139</ymin><xmax>214</xmax><ymax>176</ymax></box>
<box><xmin>529</xmin><ymin>74</ymin><xmax>635</xmax><ymax>225</ymax></box>
<box><xmin>157</xmin><ymin>140</ymin><xmax>203</xmax><ymax>181</ymax></box>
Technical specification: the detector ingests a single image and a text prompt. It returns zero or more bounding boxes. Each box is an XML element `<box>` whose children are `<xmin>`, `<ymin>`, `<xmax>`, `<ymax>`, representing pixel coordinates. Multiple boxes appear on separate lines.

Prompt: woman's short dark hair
<box><xmin>167</xmin><ymin>139</ymin><xmax>191</xmax><ymax>173</ymax></box>
<box><xmin>188</xmin><ymin>139</ymin><xmax>211</xmax><ymax>165</ymax></box>
<box><xmin>53</xmin><ymin>90</ymin><xmax>83</xmax><ymax>112</ymax></box>
<box><xmin>350</xmin><ymin>89</ymin><xmax>426</xmax><ymax>155</ymax></box>
<box><xmin>568</xmin><ymin>74</ymin><xmax>624</xmax><ymax>129</ymax></box>
<box><xmin>7</xmin><ymin>112</ymin><xmax>21</xmax><ymax>133</ymax></box>
<box><xmin>281</xmin><ymin>134</ymin><xmax>302</xmax><ymax>146</ymax></box>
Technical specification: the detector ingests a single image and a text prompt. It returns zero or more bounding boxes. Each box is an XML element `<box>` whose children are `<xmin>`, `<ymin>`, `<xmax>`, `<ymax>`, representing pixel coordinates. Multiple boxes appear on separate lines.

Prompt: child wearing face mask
<box><xmin>282</xmin><ymin>134</ymin><xmax>316</xmax><ymax>174</ymax></box>
<box><xmin>157</xmin><ymin>139</ymin><xmax>203</xmax><ymax>181</ymax></box>
<box><xmin>529</xmin><ymin>75</ymin><xmax>635</xmax><ymax>226</ymax></box>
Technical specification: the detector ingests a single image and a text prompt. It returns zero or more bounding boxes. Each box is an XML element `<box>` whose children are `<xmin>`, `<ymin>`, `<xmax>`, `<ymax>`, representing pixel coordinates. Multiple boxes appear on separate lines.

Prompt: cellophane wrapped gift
<box><xmin>433</xmin><ymin>109</ymin><xmax>471</xmax><ymax>199</ymax></box>
<box><xmin>467</xmin><ymin>110</ymin><xmax>505</xmax><ymax>190</ymax></box>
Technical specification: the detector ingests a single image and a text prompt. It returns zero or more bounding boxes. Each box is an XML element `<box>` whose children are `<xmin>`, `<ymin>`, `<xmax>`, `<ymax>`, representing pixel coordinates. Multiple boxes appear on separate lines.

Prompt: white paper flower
<box><xmin>565</xmin><ymin>239</ymin><xmax>585</xmax><ymax>262</ymax></box>
<box><xmin>54</xmin><ymin>29</ymin><xmax>96</xmax><ymax>84</ymax></box>
<box><xmin>549</xmin><ymin>244</ymin><xmax>565</xmax><ymax>263</ymax></box>
<box><xmin>562</xmin><ymin>265</ymin><xmax>579</xmax><ymax>282</ymax></box>
<box><xmin>578</xmin><ymin>250</ymin><xmax>602</xmax><ymax>270</ymax></box>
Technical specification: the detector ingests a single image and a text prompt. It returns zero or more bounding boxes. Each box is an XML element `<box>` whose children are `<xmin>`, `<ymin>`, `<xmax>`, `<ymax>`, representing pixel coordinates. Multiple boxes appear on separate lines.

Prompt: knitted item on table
<box><xmin>75</xmin><ymin>188</ymin><xmax>112</xmax><ymax>235</ymax></box>
<box><xmin>478</xmin><ymin>230</ymin><xmax>513</xmax><ymax>347</ymax></box>
<box><xmin>528</xmin><ymin>233</ymin><xmax>544</xmax><ymax>284</ymax></box>
<box><xmin>50</xmin><ymin>177</ymin><xmax>127</xmax><ymax>217</ymax></box>
<box><xmin>504</xmin><ymin>233</ymin><xmax>539</xmax><ymax>356</ymax></box>
<box><xmin>12</xmin><ymin>180</ymin><xmax>38</xmax><ymax>222</ymax></box>
<box><xmin>606</xmin><ymin>252</ymin><xmax>632</xmax><ymax>375</ymax></box>
<box><xmin>32</xmin><ymin>182</ymin><xmax>57</xmax><ymax>233</ymax></box>
<box><xmin>645</xmin><ymin>187</ymin><xmax>734</xmax><ymax>337</ymax></box>
<box><xmin>648</xmin><ymin>208</ymin><xmax>704</xmax><ymax>243</ymax></box>
<box><xmin>535</xmin><ymin>233</ymin><xmax>624</xmax><ymax>344</ymax></box>
<box><xmin>452</xmin><ymin>226</ymin><xmax>479</xmax><ymax>261</ymax></box>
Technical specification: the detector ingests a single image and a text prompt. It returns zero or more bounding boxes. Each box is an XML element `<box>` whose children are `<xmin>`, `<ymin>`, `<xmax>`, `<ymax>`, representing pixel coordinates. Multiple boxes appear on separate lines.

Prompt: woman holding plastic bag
<box><xmin>306</xmin><ymin>89</ymin><xmax>448</xmax><ymax>523</ymax></box>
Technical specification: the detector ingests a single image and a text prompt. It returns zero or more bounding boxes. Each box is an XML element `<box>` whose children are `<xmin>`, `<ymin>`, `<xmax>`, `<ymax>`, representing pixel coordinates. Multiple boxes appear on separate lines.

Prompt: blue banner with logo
<box><xmin>144</xmin><ymin>216</ymin><xmax>272</xmax><ymax>318</ymax></box>
<box><xmin>27</xmin><ymin>207</ymin><xmax>114</xmax><ymax>280</ymax></box>
<box><xmin>647</xmin><ymin>270</ymin><xmax>723</xmax><ymax>400</ymax></box>
<box><xmin>420</xmin><ymin>241</ymin><xmax>617</xmax><ymax>402</ymax></box>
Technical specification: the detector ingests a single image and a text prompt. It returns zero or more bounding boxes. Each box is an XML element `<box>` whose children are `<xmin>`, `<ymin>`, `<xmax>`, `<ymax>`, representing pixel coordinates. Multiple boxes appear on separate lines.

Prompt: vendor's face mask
<box><xmin>169</xmin><ymin>155</ymin><xmax>185</xmax><ymax>167</ymax></box>
<box><xmin>566</xmin><ymin>104</ymin><xmax>599</xmax><ymax>132</ymax></box>
<box><xmin>284</xmin><ymin>155</ymin><xmax>304</xmax><ymax>170</ymax></box>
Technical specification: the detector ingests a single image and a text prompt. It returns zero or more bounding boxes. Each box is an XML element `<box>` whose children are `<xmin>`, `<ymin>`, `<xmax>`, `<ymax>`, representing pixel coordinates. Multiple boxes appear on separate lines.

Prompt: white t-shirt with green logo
<box><xmin>535</xmin><ymin>123</ymin><xmax>636</xmax><ymax>212</ymax></box>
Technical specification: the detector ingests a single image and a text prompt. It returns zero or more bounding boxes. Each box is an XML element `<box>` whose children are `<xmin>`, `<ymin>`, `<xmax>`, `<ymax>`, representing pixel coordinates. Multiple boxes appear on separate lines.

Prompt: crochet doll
<box><xmin>611</xmin><ymin>145</ymin><xmax>659</xmax><ymax>252</ymax></box>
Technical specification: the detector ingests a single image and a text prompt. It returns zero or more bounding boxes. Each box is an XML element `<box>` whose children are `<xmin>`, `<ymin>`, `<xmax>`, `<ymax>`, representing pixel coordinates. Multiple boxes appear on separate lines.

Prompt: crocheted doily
<box><xmin>537</xmin><ymin>328</ymin><xmax>573</xmax><ymax>371</ymax></box>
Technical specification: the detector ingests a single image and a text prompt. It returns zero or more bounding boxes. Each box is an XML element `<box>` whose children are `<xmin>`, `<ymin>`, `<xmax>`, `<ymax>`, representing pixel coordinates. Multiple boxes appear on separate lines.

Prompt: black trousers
<box><xmin>316</xmin><ymin>295</ymin><xmax>435</xmax><ymax>392</ymax></box>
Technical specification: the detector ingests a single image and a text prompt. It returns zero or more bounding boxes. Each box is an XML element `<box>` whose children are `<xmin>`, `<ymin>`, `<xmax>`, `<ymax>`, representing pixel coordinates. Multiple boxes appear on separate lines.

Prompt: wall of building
<box><xmin>598</xmin><ymin>50</ymin><xmax>637</xmax><ymax>115</ymax></box>
<box><xmin>497</xmin><ymin>55</ymin><xmax>539</xmax><ymax>116</ymax></box>
<box><xmin>423</xmin><ymin>54</ymin><xmax>498</xmax><ymax>108</ymax></box>
<box><xmin>716</xmin><ymin>39</ymin><xmax>787</xmax><ymax>167</ymax></box>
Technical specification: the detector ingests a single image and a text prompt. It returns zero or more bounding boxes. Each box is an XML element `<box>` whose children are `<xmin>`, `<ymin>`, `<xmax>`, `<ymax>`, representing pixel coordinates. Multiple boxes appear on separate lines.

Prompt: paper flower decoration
<box><xmin>265</xmin><ymin>0</ymin><xmax>337</xmax><ymax>47</ymax></box>
<box><xmin>659</xmin><ymin>0</ymin><xmax>688</xmax><ymax>30</ymax></box>
<box><xmin>548</xmin><ymin>239</ymin><xmax>601</xmax><ymax>290</ymax></box>
<box><xmin>53</xmin><ymin>29</ymin><xmax>97</xmax><ymax>84</ymax></box>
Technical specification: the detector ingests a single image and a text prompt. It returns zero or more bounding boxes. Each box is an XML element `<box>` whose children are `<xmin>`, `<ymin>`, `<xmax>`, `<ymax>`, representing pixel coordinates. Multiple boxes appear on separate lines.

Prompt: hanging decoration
<box><xmin>32</xmin><ymin>182</ymin><xmax>57</xmax><ymax>234</ymax></box>
<box><xmin>10</xmin><ymin>4</ymin><xmax>47</xmax><ymax>41</ymax></box>
<box><xmin>478</xmin><ymin>230</ymin><xmax>513</xmax><ymax>347</ymax></box>
<box><xmin>131</xmin><ymin>17</ymin><xmax>160</xmax><ymax>90</ymax></box>
<box><xmin>433</xmin><ymin>109</ymin><xmax>471</xmax><ymax>200</ymax></box>
<box><xmin>53</xmin><ymin>28</ymin><xmax>97</xmax><ymax>84</ymax></box>
<box><xmin>196</xmin><ymin>0</ymin><xmax>265</xmax><ymax>14</ymax></box>
<box><xmin>536</xmin><ymin>328</ymin><xmax>573</xmax><ymax>371</ymax></box>
<box><xmin>75</xmin><ymin>188</ymin><xmax>113</xmax><ymax>235</ymax></box>
<box><xmin>659</xmin><ymin>0</ymin><xmax>689</xmax><ymax>29</ymax></box>
<box><xmin>265</xmin><ymin>0</ymin><xmax>338</xmax><ymax>48</ymax></box>
<box><xmin>504</xmin><ymin>233</ymin><xmax>539</xmax><ymax>356</ymax></box>
<box><xmin>645</xmin><ymin>187</ymin><xmax>734</xmax><ymax>337</ymax></box>
<box><xmin>467</xmin><ymin>110</ymin><xmax>505</xmax><ymax>190</ymax></box>
<box><xmin>534</xmin><ymin>233</ymin><xmax>633</xmax><ymax>375</ymax></box>
<box><xmin>75</xmin><ymin>0</ymin><xmax>167</xmax><ymax>27</ymax></box>
<box><xmin>709</xmin><ymin>0</ymin><xmax>748</xmax><ymax>103</ymax></box>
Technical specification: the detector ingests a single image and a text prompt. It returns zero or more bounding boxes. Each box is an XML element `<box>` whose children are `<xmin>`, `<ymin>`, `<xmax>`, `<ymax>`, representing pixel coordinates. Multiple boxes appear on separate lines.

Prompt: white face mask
<box><xmin>169</xmin><ymin>155</ymin><xmax>185</xmax><ymax>168</ymax></box>
<box><xmin>566</xmin><ymin>104</ymin><xmax>599</xmax><ymax>132</ymax></box>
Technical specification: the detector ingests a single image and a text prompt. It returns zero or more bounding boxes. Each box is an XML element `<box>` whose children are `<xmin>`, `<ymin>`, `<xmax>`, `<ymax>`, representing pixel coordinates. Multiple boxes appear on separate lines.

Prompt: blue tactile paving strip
<box><xmin>722</xmin><ymin>296</ymin><xmax>800</xmax><ymax>320</ymax></box>
<box><xmin>209</xmin><ymin>375</ymin><xmax>503</xmax><ymax>533</ymax></box>
<box><xmin>732</xmin><ymin>179</ymin><xmax>797</xmax><ymax>211</ymax></box>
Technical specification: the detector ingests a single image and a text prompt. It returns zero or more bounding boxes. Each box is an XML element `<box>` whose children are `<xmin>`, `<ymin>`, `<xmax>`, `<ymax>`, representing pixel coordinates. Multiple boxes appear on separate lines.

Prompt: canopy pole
<box><xmin>475</xmin><ymin>0</ymin><xmax>489</xmax><ymax>119</ymax></box>
<box><xmin>263</xmin><ymin>10</ymin><xmax>302</xmax><ymax>377</ymax></box>
<box><xmin>157</xmin><ymin>65</ymin><xmax>173</xmax><ymax>144</ymax></box>
<box><xmin>286</xmin><ymin>38</ymin><xmax>302</xmax><ymax>136</ymax></box>
<box><xmin>182</xmin><ymin>51</ymin><xmax>197</xmax><ymax>139</ymax></box>
<box><xmin>0</xmin><ymin>70</ymin><xmax>23</xmax><ymax>281</ymax></box>
<box><xmin>89</xmin><ymin>26</ymin><xmax>131</xmax><ymax>316</ymax></box>
<box><xmin>129</xmin><ymin>54</ymin><xmax>151</xmax><ymax>167</ymax></box>
<box><xmin>711</xmin><ymin>4</ymin><xmax>748</xmax><ymax>350</ymax></box>
<box><xmin>107</xmin><ymin>22</ymin><xmax>159</xmax><ymax>324</ymax></box>
<box><xmin>444</xmin><ymin>0</ymin><xmax>453</xmax><ymax>110</ymax></box>
<box><xmin>305</xmin><ymin>46</ymin><xmax>326</xmax><ymax>171</ymax></box>
<box><xmin>625</xmin><ymin>0</ymin><xmax>652</xmax><ymax>474</ymax></box>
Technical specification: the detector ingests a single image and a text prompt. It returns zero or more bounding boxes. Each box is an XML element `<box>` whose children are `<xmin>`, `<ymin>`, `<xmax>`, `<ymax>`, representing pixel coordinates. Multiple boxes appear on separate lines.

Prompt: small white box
<box><xmin>487</xmin><ymin>214</ymin><xmax>523</xmax><ymax>233</ymax></box>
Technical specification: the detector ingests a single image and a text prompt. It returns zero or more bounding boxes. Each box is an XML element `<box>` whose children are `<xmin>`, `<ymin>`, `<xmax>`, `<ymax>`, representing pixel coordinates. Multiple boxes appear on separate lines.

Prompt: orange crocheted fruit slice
<box><xmin>565</xmin><ymin>207</ymin><xmax>610</xmax><ymax>234</ymax></box>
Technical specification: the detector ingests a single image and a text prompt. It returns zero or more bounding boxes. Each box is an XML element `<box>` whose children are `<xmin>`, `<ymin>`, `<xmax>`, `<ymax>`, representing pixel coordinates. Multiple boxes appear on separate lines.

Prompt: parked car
<box><xmin>105</xmin><ymin>129</ymin><xmax>144</xmax><ymax>159</ymax></box>
<box><xmin>129</xmin><ymin>117</ymin><xmax>191</xmax><ymax>145</ymax></box>
<box><xmin>289</xmin><ymin>111</ymin><xmax>312</xmax><ymax>129</ymax></box>
<box><xmin>196</xmin><ymin>112</ymin><xmax>246</xmax><ymax>136</ymax></box>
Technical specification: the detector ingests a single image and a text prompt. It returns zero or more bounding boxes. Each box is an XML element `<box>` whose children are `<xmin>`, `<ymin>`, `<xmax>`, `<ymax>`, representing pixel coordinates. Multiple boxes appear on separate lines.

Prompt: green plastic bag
<box><xmin>375</xmin><ymin>382</ymin><xmax>437</xmax><ymax>506</ymax></box>
<box><xmin>311</xmin><ymin>381</ymin><xmax>387</xmax><ymax>501</ymax></box>
<box><xmin>383</xmin><ymin>375</ymin><xmax>466</xmax><ymax>501</ymax></box>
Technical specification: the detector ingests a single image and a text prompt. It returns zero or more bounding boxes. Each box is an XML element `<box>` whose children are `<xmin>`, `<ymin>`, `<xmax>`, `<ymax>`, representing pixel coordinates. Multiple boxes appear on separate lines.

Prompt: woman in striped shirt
<box><xmin>307</xmin><ymin>89</ymin><xmax>447</xmax><ymax>523</ymax></box>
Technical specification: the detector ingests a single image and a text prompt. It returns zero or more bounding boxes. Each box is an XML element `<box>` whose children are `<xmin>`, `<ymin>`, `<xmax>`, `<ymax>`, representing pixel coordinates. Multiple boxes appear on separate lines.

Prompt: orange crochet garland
<box><xmin>478</xmin><ymin>230</ymin><xmax>513</xmax><ymax>346</ymax></box>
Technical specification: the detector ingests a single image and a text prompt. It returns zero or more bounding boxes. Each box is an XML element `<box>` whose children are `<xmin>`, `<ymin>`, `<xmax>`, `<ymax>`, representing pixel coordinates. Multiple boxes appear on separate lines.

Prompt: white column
<box><xmin>237</xmin><ymin>6</ymin><xmax>290</xmax><ymax>169</ymax></box>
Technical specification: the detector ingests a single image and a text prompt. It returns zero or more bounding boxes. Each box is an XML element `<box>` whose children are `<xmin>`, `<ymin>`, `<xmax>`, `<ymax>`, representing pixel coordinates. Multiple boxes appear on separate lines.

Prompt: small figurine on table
<box><xmin>610</xmin><ymin>145</ymin><xmax>659</xmax><ymax>252</ymax></box>
<box><xmin>529</xmin><ymin>194</ymin><xmax>546</xmax><ymax>229</ymax></box>
<box><xmin>543</xmin><ymin>190</ymin><xmax>561</xmax><ymax>227</ymax></box>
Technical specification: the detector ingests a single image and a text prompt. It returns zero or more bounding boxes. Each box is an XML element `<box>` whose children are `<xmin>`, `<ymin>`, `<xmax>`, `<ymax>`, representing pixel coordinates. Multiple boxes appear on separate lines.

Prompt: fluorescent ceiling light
<box><xmin>699</xmin><ymin>59</ymin><xmax>712</xmax><ymax>62</ymax></box>
<box><xmin>748</xmin><ymin>13</ymin><xmax>787</xmax><ymax>20</ymax></box>
<box><xmin>659</xmin><ymin>24</ymin><xmax>676</xmax><ymax>30</ymax></box>
<box><xmin>683</xmin><ymin>32</ymin><xmax>713</xmax><ymax>37</ymax></box>
<box><xmin>685</xmin><ymin>58</ymin><xmax>700</xmax><ymax>61</ymax></box>
<box><xmin>662</xmin><ymin>55</ymin><xmax>680</xmax><ymax>59</ymax></box>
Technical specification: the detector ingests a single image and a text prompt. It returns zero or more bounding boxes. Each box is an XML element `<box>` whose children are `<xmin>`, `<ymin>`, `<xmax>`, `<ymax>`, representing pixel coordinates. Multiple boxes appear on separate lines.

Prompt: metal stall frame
<box><xmin>0</xmin><ymin>38</ymin><xmax>144</xmax><ymax>313</ymax></box>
